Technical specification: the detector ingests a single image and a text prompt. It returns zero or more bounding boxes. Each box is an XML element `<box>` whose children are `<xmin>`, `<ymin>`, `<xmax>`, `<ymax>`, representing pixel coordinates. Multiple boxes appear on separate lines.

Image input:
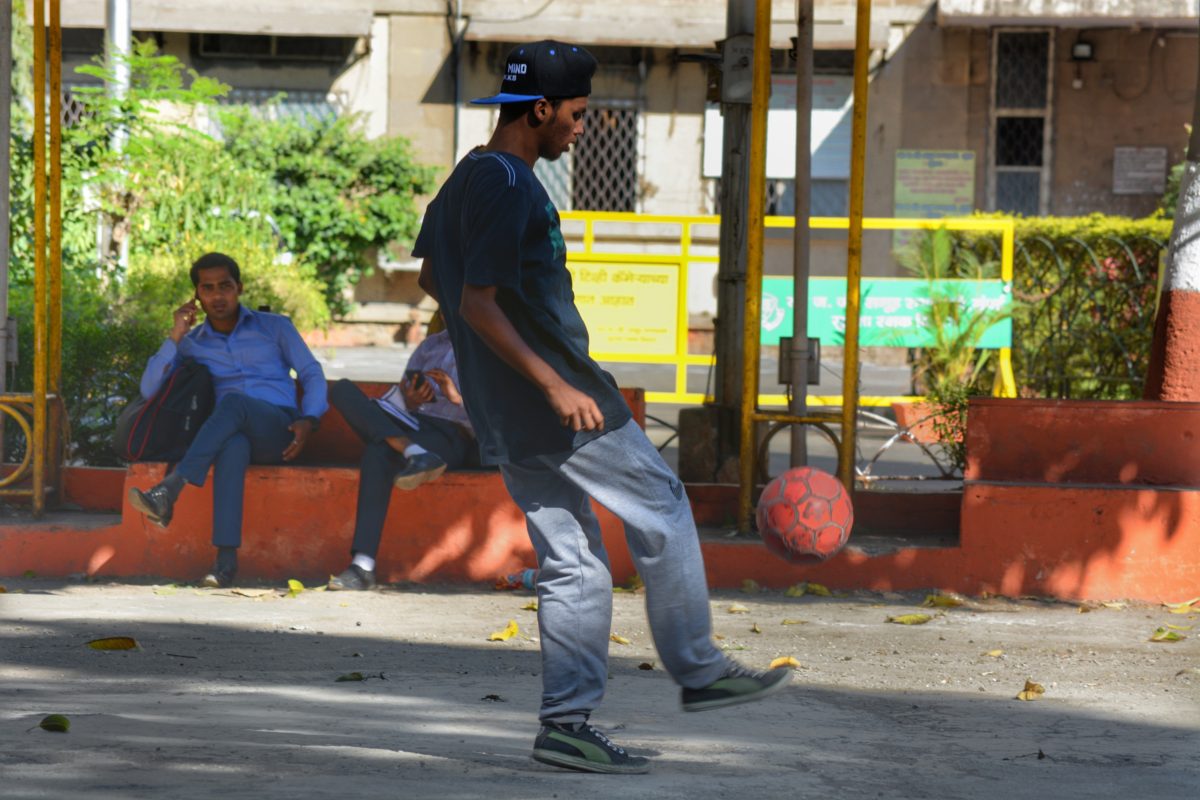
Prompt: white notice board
<box><xmin>702</xmin><ymin>75</ymin><xmax>853</xmax><ymax>181</ymax></box>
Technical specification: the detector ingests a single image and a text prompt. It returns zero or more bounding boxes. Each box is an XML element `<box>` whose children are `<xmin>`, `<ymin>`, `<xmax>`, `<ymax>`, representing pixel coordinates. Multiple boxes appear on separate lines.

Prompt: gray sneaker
<box><xmin>392</xmin><ymin>452</ymin><xmax>447</xmax><ymax>491</ymax></box>
<box><xmin>681</xmin><ymin>664</ymin><xmax>792</xmax><ymax>712</ymax></box>
<box><xmin>532</xmin><ymin>721</ymin><xmax>651</xmax><ymax>774</ymax></box>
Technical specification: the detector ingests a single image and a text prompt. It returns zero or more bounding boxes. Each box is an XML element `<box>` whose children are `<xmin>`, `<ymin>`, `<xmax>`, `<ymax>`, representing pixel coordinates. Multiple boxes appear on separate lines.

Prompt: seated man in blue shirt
<box><xmin>129</xmin><ymin>252</ymin><xmax>329</xmax><ymax>588</ymax></box>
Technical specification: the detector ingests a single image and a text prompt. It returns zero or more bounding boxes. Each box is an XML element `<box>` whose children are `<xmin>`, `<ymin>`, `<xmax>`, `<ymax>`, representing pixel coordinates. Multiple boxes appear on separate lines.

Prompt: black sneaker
<box><xmin>393</xmin><ymin>452</ymin><xmax>447</xmax><ymax>491</ymax></box>
<box><xmin>129</xmin><ymin>484</ymin><xmax>175</xmax><ymax>528</ymax></box>
<box><xmin>328</xmin><ymin>564</ymin><xmax>376</xmax><ymax>591</ymax></box>
<box><xmin>681</xmin><ymin>663</ymin><xmax>792</xmax><ymax>712</ymax></box>
<box><xmin>532</xmin><ymin>721</ymin><xmax>650</xmax><ymax>774</ymax></box>
<box><xmin>201</xmin><ymin>566</ymin><xmax>236</xmax><ymax>589</ymax></box>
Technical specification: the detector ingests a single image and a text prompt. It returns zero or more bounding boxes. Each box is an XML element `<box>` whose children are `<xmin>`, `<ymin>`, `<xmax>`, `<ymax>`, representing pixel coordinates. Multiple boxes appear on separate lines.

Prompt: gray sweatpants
<box><xmin>499</xmin><ymin>419</ymin><xmax>729</xmax><ymax>724</ymax></box>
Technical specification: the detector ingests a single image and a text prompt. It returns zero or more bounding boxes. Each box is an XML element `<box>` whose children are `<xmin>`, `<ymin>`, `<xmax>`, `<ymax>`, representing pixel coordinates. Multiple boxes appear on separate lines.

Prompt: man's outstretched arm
<box><xmin>459</xmin><ymin>283</ymin><xmax>603</xmax><ymax>432</ymax></box>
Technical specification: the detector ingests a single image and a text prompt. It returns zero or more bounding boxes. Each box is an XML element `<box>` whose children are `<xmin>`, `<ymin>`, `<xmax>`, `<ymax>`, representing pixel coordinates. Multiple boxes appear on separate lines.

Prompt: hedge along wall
<box><xmin>962</xmin><ymin>215</ymin><xmax>1173</xmax><ymax>401</ymax></box>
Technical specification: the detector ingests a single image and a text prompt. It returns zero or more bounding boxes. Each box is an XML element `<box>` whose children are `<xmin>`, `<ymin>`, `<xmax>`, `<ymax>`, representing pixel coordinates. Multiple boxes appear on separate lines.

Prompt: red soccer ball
<box><xmin>756</xmin><ymin>467</ymin><xmax>854</xmax><ymax>564</ymax></box>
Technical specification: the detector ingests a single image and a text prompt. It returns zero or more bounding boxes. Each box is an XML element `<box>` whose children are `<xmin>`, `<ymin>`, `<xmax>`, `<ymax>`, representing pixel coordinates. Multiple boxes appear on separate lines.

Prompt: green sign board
<box><xmin>761</xmin><ymin>277</ymin><xmax>1012</xmax><ymax>348</ymax></box>
<box><xmin>894</xmin><ymin>150</ymin><xmax>977</xmax><ymax>218</ymax></box>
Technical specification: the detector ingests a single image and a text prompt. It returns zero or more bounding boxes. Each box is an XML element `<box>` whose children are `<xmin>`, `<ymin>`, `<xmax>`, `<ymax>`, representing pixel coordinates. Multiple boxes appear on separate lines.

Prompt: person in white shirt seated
<box><xmin>327</xmin><ymin>311</ymin><xmax>478</xmax><ymax>590</ymax></box>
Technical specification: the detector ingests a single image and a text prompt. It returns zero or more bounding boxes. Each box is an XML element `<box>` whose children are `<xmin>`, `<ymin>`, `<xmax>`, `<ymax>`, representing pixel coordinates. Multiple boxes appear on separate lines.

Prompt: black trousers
<box><xmin>330</xmin><ymin>379</ymin><xmax>477</xmax><ymax>558</ymax></box>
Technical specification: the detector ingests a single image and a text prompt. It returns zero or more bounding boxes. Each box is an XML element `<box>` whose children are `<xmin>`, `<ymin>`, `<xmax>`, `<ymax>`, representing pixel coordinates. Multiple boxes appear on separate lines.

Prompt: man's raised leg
<box><xmin>554</xmin><ymin>420</ymin><xmax>791</xmax><ymax>710</ymax></box>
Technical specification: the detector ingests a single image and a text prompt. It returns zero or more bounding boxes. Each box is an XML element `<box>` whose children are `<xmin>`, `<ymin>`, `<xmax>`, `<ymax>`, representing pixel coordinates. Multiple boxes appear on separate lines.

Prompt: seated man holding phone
<box><xmin>129</xmin><ymin>252</ymin><xmax>328</xmax><ymax>588</ymax></box>
<box><xmin>326</xmin><ymin>311</ymin><xmax>478</xmax><ymax>591</ymax></box>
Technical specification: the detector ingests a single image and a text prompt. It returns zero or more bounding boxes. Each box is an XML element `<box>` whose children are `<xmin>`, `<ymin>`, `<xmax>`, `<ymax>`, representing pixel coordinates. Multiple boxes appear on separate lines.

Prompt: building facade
<box><xmin>56</xmin><ymin>1</ymin><xmax>1198</xmax><ymax>308</ymax></box>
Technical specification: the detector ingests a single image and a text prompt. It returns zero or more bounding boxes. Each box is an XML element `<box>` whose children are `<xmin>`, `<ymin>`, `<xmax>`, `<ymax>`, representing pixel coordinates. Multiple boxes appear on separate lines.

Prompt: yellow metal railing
<box><xmin>1</xmin><ymin>1</ymin><xmax>63</xmax><ymax>515</ymax></box>
<box><xmin>560</xmin><ymin>211</ymin><xmax>1016</xmax><ymax>407</ymax></box>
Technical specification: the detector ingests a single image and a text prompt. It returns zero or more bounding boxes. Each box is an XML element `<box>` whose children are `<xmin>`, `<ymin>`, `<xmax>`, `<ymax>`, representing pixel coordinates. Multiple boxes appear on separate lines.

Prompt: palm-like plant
<box><xmin>894</xmin><ymin>228</ymin><xmax>1011</xmax><ymax>473</ymax></box>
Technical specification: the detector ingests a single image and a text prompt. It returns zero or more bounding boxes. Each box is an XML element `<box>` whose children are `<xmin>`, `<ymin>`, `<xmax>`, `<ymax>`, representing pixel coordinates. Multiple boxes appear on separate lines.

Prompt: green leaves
<box><xmin>38</xmin><ymin>715</ymin><xmax>70</xmax><ymax>733</ymax></box>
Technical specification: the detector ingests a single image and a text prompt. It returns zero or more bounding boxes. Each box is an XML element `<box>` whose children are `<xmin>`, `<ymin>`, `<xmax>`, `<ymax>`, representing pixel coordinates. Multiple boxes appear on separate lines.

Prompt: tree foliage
<box><xmin>217</xmin><ymin>105</ymin><xmax>437</xmax><ymax>315</ymax></box>
<box><xmin>4</xmin><ymin>9</ymin><xmax>433</xmax><ymax>465</ymax></box>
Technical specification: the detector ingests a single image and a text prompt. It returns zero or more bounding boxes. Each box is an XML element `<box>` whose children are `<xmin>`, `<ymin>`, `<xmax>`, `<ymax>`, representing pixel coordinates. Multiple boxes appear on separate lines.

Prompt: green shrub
<box><xmin>960</xmin><ymin>214</ymin><xmax>1170</xmax><ymax>401</ymax></box>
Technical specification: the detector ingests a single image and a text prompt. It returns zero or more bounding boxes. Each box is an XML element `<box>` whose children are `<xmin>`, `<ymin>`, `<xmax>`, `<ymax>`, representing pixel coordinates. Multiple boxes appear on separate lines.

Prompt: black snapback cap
<box><xmin>471</xmin><ymin>40</ymin><xmax>598</xmax><ymax>105</ymax></box>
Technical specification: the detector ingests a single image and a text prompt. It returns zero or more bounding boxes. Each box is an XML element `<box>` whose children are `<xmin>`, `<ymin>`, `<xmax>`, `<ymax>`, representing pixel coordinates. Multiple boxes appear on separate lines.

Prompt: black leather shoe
<box><xmin>328</xmin><ymin>564</ymin><xmax>377</xmax><ymax>591</ymax></box>
<box><xmin>129</xmin><ymin>484</ymin><xmax>175</xmax><ymax>528</ymax></box>
<box><xmin>201</xmin><ymin>566</ymin><xmax>236</xmax><ymax>588</ymax></box>
<box><xmin>393</xmin><ymin>452</ymin><xmax>447</xmax><ymax>491</ymax></box>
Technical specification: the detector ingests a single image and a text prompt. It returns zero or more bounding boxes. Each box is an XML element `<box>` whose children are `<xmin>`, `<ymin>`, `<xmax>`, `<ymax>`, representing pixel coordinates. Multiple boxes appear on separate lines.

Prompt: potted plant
<box><xmin>891</xmin><ymin>228</ymin><xmax>1010</xmax><ymax>475</ymax></box>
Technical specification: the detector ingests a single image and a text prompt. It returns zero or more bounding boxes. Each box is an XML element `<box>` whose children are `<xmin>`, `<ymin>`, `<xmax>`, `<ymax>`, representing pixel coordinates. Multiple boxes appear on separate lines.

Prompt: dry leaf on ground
<box><xmin>887</xmin><ymin>614</ymin><xmax>932</xmax><ymax>626</ymax></box>
<box><xmin>750</xmin><ymin>623</ymin><xmax>761</xmax><ymax>634</ymax></box>
<box><xmin>1016</xmin><ymin>679</ymin><xmax>1045</xmax><ymax>701</ymax></box>
<box><xmin>610</xmin><ymin>633</ymin><xmax>632</xmax><ymax>645</ymax></box>
<box><xmin>985</xmin><ymin>649</ymin><xmax>1004</xmax><ymax>658</ymax></box>
<box><xmin>231</xmin><ymin>588</ymin><xmax>271</xmax><ymax>598</ymax></box>
<box><xmin>727</xmin><ymin>603</ymin><xmax>750</xmax><ymax>614</ymax></box>
<box><xmin>336</xmin><ymin>672</ymin><xmax>365</xmax><ymax>682</ymax></box>
<box><xmin>769</xmin><ymin>656</ymin><xmax>802</xmax><ymax>669</ymax></box>
<box><xmin>488</xmin><ymin>620</ymin><xmax>519</xmax><ymax>642</ymax></box>
<box><xmin>923</xmin><ymin>593</ymin><xmax>964</xmax><ymax>608</ymax></box>
<box><xmin>87</xmin><ymin>636</ymin><xmax>139</xmax><ymax>650</ymax></box>
<box><xmin>1150</xmin><ymin>627</ymin><xmax>1185</xmax><ymax>643</ymax></box>
<box><xmin>38</xmin><ymin>714</ymin><xmax>70</xmax><ymax>732</ymax></box>
<box><xmin>613</xmin><ymin>574</ymin><xmax>644</xmax><ymax>593</ymax></box>
<box><xmin>780</xmin><ymin>619</ymin><xmax>808</xmax><ymax>625</ymax></box>
<box><xmin>286</xmin><ymin>579</ymin><xmax>305</xmax><ymax>598</ymax></box>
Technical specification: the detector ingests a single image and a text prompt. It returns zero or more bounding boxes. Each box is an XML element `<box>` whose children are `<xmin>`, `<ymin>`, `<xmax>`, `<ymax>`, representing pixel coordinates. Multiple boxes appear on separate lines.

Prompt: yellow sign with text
<box><xmin>567</xmin><ymin>261</ymin><xmax>679</xmax><ymax>356</ymax></box>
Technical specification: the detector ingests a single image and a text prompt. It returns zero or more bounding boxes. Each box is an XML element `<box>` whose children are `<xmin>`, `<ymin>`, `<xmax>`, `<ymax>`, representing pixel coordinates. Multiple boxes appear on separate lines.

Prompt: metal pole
<box><xmin>789</xmin><ymin>0</ymin><xmax>814</xmax><ymax>467</ymax></box>
<box><xmin>105</xmin><ymin>0</ymin><xmax>130</xmax><ymax>151</ymax></box>
<box><xmin>48</xmin><ymin>0</ymin><xmax>62</xmax><ymax>498</ymax></box>
<box><xmin>105</xmin><ymin>0</ymin><xmax>130</xmax><ymax>268</ymax></box>
<box><xmin>736</xmin><ymin>0</ymin><xmax>772</xmax><ymax>532</ymax></box>
<box><xmin>714</xmin><ymin>0</ymin><xmax>755</xmax><ymax>411</ymax></box>
<box><xmin>1</xmin><ymin>0</ymin><xmax>11</xmax><ymax>402</ymax></box>
<box><xmin>836</xmin><ymin>0</ymin><xmax>872</xmax><ymax>493</ymax></box>
<box><xmin>32</xmin><ymin>0</ymin><xmax>46</xmax><ymax>515</ymax></box>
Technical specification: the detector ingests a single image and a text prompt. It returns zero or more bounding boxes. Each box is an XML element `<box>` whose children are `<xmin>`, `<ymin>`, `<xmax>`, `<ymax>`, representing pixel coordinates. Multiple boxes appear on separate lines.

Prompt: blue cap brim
<box><xmin>469</xmin><ymin>92</ymin><xmax>544</xmax><ymax>105</ymax></box>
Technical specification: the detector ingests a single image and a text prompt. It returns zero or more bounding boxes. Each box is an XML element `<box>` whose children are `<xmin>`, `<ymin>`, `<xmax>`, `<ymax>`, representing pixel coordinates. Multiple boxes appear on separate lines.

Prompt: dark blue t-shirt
<box><xmin>412</xmin><ymin>148</ymin><xmax>631</xmax><ymax>465</ymax></box>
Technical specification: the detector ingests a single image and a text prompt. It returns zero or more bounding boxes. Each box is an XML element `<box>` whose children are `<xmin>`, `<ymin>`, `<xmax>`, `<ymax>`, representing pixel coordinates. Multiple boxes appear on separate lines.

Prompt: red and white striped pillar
<box><xmin>1145</xmin><ymin>141</ymin><xmax>1200</xmax><ymax>401</ymax></box>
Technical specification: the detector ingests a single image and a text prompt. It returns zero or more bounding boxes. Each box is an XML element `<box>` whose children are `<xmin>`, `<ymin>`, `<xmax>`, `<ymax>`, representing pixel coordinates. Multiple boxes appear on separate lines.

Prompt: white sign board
<box><xmin>702</xmin><ymin>75</ymin><xmax>853</xmax><ymax>180</ymax></box>
<box><xmin>1112</xmin><ymin>147</ymin><xmax>1168</xmax><ymax>195</ymax></box>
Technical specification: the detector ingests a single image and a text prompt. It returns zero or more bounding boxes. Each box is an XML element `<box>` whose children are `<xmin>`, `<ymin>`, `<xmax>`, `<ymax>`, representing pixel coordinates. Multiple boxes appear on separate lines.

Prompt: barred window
<box><xmin>535</xmin><ymin>103</ymin><xmax>639</xmax><ymax>212</ymax></box>
<box><xmin>571</xmin><ymin>104</ymin><xmax>639</xmax><ymax>212</ymax></box>
<box><xmin>991</xmin><ymin>30</ymin><xmax>1052</xmax><ymax>216</ymax></box>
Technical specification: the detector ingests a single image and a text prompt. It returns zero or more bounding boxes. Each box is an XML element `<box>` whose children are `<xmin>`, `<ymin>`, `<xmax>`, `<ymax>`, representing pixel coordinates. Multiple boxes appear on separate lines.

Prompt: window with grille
<box><xmin>218</xmin><ymin>88</ymin><xmax>346</xmax><ymax>125</ymax></box>
<box><xmin>572</xmin><ymin>103</ymin><xmax>639</xmax><ymax>212</ymax></box>
<box><xmin>764</xmin><ymin>179</ymin><xmax>848</xmax><ymax>217</ymax></box>
<box><xmin>195</xmin><ymin>34</ymin><xmax>356</xmax><ymax>63</ymax></box>
<box><xmin>535</xmin><ymin>103</ymin><xmax>639</xmax><ymax>213</ymax></box>
<box><xmin>991</xmin><ymin>30</ymin><xmax>1052</xmax><ymax>215</ymax></box>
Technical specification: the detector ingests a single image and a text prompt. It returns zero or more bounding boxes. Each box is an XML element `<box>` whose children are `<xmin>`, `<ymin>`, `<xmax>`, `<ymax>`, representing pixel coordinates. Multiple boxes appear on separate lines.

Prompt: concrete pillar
<box><xmin>387</xmin><ymin>13</ymin><xmax>455</xmax><ymax>172</ymax></box>
<box><xmin>1144</xmin><ymin>59</ymin><xmax>1200</xmax><ymax>402</ymax></box>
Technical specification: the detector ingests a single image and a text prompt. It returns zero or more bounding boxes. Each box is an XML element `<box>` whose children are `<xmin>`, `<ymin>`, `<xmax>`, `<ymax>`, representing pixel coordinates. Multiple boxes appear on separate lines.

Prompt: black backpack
<box><xmin>113</xmin><ymin>359</ymin><xmax>215</xmax><ymax>462</ymax></box>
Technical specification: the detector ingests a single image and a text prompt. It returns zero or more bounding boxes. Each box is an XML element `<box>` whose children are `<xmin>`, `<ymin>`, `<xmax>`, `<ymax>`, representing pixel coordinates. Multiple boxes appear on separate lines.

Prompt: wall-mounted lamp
<box><xmin>1071</xmin><ymin>41</ymin><xmax>1095</xmax><ymax>62</ymax></box>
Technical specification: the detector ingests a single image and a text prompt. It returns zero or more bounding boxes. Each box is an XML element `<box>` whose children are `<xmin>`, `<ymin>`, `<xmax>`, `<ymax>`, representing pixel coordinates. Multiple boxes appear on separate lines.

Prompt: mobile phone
<box><xmin>404</xmin><ymin>369</ymin><xmax>427</xmax><ymax>390</ymax></box>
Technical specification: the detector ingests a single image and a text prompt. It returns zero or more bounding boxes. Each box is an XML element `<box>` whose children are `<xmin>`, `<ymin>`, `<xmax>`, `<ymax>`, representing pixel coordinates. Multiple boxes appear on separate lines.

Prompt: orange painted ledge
<box><xmin>3</xmin><ymin>396</ymin><xmax>1199</xmax><ymax>602</ymax></box>
<box><xmin>1</xmin><ymin>462</ymin><xmax>1197</xmax><ymax>602</ymax></box>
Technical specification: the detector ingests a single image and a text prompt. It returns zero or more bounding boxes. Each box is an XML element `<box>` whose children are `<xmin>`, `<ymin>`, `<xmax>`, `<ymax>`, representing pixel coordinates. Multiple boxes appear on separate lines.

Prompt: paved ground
<box><xmin>1</xmin><ymin>580</ymin><xmax>1197</xmax><ymax>799</ymax></box>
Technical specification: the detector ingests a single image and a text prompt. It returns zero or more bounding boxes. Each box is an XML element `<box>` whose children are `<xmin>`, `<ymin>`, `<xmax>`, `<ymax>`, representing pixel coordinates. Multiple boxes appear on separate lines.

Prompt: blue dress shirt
<box><xmin>140</xmin><ymin>305</ymin><xmax>328</xmax><ymax>420</ymax></box>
